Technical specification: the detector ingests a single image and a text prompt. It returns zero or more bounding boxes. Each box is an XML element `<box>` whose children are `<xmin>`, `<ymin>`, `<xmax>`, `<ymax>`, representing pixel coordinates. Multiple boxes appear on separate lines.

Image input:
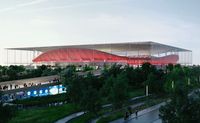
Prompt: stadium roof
<box><xmin>6</xmin><ymin>41</ymin><xmax>191</xmax><ymax>54</ymax></box>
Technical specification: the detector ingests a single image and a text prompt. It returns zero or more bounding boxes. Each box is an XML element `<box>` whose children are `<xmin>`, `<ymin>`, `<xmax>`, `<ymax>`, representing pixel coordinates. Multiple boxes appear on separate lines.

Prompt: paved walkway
<box><xmin>110</xmin><ymin>102</ymin><xmax>165</xmax><ymax>123</ymax></box>
<box><xmin>54</xmin><ymin>95</ymin><xmax>147</xmax><ymax>123</ymax></box>
<box><xmin>55</xmin><ymin>111</ymin><xmax>85</xmax><ymax>123</ymax></box>
<box><xmin>91</xmin><ymin>102</ymin><xmax>145</xmax><ymax>123</ymax></box>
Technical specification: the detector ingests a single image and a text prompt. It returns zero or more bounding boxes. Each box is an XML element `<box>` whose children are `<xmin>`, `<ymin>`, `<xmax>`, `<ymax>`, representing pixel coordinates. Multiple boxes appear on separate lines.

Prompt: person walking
<box><xmin>135</xmin><ymin>109</ymin><xmax>138</xmax><ymax>119</ymax></box>
<box><xmin>127</xmin><ymin>106</ymin><xmax>132</xmax><ymax>115</ymax></box>
<box><xmin>124</xmin><ymin>111</ymin><xmax>129</xmax><ymax>120</ymax></box>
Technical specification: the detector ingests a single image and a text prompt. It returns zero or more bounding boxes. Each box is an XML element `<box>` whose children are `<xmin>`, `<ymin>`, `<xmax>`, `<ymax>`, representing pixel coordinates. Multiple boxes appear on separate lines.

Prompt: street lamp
<box><xmin>146</xmin><ymin>85</ymin><xmax>149</xmax><ymax>96</ymax></box>
<box><xmin>172</xmin><ymin>81</ymin><xmax>174</xmax><ymax>89</ymax></box>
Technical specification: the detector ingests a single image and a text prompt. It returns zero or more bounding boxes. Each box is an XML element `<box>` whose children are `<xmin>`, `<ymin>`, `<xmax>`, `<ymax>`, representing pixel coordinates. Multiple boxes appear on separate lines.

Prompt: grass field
<box><xmin>128</xmin><ymin>88</ymin><xmax>144</xmax><ymax>98</ymax></box>
<box><xmin>9</xmin><ymin>104</ymin><xmax>79</xmax><ymax>123</ymax></box>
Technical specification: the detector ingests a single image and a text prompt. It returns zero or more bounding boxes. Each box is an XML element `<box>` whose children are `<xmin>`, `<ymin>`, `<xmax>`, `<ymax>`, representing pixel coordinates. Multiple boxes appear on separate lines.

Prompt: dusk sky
<box><xmin>0</xmin><ymin>0</ymin><xmax>200</xmax><ymax>64</ymax></box>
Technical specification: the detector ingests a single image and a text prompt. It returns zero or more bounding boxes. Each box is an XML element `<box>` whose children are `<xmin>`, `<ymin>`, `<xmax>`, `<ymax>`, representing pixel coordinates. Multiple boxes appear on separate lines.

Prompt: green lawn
<box><xmin>9</xmin><ymin>104</ymin><xmax>79</xmax><ymax>123</ymax></box>
<box><xmin>101</xmin><ymin>88</ymin><xmax>145</xmax><ymax>105</ymax></box>
<box><xmin>128</xmin><ymin>88</ymin><xmax>144</xmax><ymax>98</ymax></box>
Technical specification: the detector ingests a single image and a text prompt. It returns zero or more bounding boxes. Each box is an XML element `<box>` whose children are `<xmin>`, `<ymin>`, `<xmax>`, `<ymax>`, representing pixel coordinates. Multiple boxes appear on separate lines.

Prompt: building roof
<box><xmin>6</xmin><ymin>41</ymin><xmax>191</xmax><ymax>55</ymax></box>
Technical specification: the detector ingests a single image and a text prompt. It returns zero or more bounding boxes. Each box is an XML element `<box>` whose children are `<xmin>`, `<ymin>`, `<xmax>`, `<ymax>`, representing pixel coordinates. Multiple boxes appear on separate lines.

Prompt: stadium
<box><xmin>5</xmin><ymin>41</ymin><xmax>192</xmax><ymax>66</ymax></box>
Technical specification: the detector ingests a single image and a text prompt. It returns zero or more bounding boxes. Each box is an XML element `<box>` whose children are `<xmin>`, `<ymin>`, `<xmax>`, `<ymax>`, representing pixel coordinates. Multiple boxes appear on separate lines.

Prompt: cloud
<box><xmin>0</xmin><ymin>0</ymin><xmax>49</xmax><ymax>12</ymax></box>
<box><xmin>35</xmin><ymin>0</ymin><xmax>119</xmax><ymax>11</ymax></box>
<box><xmin>17</xmin><ymin>0</ymin><xmax>48</xmax><ymax>7</ymax></box>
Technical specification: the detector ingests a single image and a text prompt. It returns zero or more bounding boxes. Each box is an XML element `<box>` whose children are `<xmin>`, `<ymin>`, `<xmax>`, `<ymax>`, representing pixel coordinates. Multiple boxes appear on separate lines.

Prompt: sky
<box><xmin>0</xmin><ymin>0</ymin><xmax>200</xmax><ymax>64</ymax></box>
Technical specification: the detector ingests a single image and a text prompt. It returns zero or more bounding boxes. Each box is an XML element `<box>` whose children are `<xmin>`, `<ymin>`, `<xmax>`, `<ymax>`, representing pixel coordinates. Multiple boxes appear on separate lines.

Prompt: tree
<box><xmin>63</xmin><ymin>70</ymin><xmax>102</xmax><ymax>114</ymax></box>
<box><xmin>79</xmin><ymin>73</ymin><xmax>101</xmax><ymax>114</ymax></box>
<box><xmin>141</xmin><ymin>62</ymin><xmax>156</xmax><ymax>81</ymax></box>
<box><xmin>124</xmin><ymin>65</ymin><xmax>137</xmax><ymax>87</ymax></box>
<box><xmin>6</xmin><ymin>65</ymin><xmax>25</xmax><ymax>80</ymax></box>
<box><xmin>164</xmin><ymin>66</ymin><xmax>188</xmax><ymax>93</ymax></box>
<box><xmin>82</xmin><ymin>65</ymin><xmax>94</xmax><ymax>72</ymax></box>
<box><xmin>80</xmin><ymin>86</ymin><xmax>101</xmax><ymax>115</ymax></box>
<box><xmin>66</xmin><ymin>75</ymin><xmax>84</xmax><ymax>104</ymax></box>
<box><xmin>103</xmin><ymin>64</ymin><xmax>122</xmax><ymax>78</ymax></box>
<box><xmin>100</xmin><ymin>75</ymin><xmax>115</xmax><ymax>101</ymax></box>
<box><xmin>61</xmin><ymin>65</ymin><xmax>76</xmax><ymax>84</ymax></box>
<box><xmin>160</xmin><ymin>84</ymin><xmax>200</xmax><ymax>123</ymax></box>
<box><xmin>191</xmin><ymin>66</ymin><xmax>200</xmax><ymax>84</ymax></box>
<box><xmin>145</xmin><ymin>69</ymin><xmax>165</xmax><ymax>95</ymax></box>
<box><xmin>110</xmin><ymin>73</ymin><xmax>129</xmax><ymax>109</ymax></box>
<box><xmin>159</xmin><ymin>64</ymin><xmax>200</xmax><ymax>123</ymax></box>
<box><xmin>166</xmin><ymin>63</ymin><xmax>174</xmax><ymax>73</ymax></box>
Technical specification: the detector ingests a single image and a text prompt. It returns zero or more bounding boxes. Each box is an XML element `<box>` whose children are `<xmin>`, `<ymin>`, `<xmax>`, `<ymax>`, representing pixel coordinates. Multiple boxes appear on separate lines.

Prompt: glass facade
<box><xmin>5</xmin><ymin>42</ymin><xmax>192</xmax><ymax>66</ymax></box>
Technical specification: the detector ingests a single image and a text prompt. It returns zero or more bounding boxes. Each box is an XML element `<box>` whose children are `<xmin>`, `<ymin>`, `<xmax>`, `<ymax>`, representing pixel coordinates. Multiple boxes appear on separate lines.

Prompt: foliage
<box><xmin>64</xmin><ymin>72</ymin><xmax>102</xmax><ymax>114</ymax></box>
<box><xmin>159</xmin><ymin>64</ymin><xmax>200</xmax><ymax>123</ymax></box>
<box><xmin>0</xmin><ymin>65</ymin><xmax>61</xmax><ymax>82</ymax></box>
<box><xmin>164</xmin><ymin>64</ymin><xmax>193</xmax><ymax>94</ymax></box>
<box><xmin>82</xmin><ymin>65</ymin><xmax>94</xmax><ymax>72</ymax></box>
<box><xmin>100</xmin><ymin>75</ymin><xmax>115</xmax><ymax>101</ymax></box>
<box><xmin>145</xmin><ymin>69</ymin><xmax>165</xmax><ymax>95</ymax></box>
<box><xmin>159</xmin><ymin>83</ymin><xmax>197</xmax><ymax>123</ymax></box>
<box><xmin>102</xmin><ymin>64</ymin><xmax>122</xmax><ymax>78</ymax></box>
<box><xmin>80</xmin><ymin>74</ymin><xmax>101</xmax><ymax>114</ymax></box>
<box><xmin>61</xmin><ymin>65</ymin><xmax>76</xmax><ymax>85</ymax></box>
<box><xmin>110</xmin><ymin>73</ymin><xmax>129</xmax><ymax>109</ymax></box>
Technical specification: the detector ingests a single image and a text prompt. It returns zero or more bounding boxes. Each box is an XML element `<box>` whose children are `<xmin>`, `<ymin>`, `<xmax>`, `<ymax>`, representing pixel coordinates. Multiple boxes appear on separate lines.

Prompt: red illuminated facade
<box><xmin>33</xmin><ymin>48</ymin><xmax>179</xmax><ymax>65</ymax></box>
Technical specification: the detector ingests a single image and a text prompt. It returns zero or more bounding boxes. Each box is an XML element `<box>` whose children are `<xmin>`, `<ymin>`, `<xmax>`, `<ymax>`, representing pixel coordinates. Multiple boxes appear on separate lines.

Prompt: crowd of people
<box><xmin>0</xmin><ymin>78</ymin><xmax>60</xmax><ymax>91</ymax></box>
<box><xmin>0</xmin><ymin>84</ymin><xmax>19</xmax><ymax>91</ymax></box>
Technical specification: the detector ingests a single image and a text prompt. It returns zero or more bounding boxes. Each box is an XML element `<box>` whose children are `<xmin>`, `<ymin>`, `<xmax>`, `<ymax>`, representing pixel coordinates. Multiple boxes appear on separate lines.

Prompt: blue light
<box><xmin>49</xmin><ymin>86</ymin><xmax>58</xmax><ymax>95</ymax></box>
<box><xmin>27</xmin><ymin>91</ymin><xmax>31</xmax><ymax>96</ymax></box>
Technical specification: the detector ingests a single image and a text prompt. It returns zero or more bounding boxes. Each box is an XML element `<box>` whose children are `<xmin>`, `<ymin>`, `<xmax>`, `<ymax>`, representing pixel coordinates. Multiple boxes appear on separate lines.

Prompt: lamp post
<box><xmin>172</xmin><ymin>81</ymin><xmax>174</xmax><ymax>89</ymax></box>
<box><xmin>188</xmin><ymin>78</ymin><xmax>190</xmax><ymax>85</ymax></box>
<box><xmin>146</xmin><ymin>85</ymin><xmax>149</xmax><ymax>96</ymax></box>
